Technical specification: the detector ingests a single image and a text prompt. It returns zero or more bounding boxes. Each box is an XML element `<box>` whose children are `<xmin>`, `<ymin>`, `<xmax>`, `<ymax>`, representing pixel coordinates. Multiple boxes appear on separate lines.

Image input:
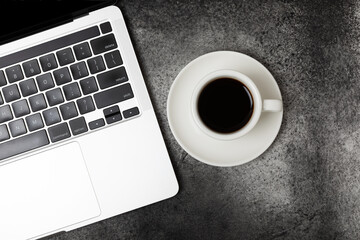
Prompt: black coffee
<box><xmin>197</xmin><ymin>78</ymin><xmax>253</xmax><ymax>134</ymax></box>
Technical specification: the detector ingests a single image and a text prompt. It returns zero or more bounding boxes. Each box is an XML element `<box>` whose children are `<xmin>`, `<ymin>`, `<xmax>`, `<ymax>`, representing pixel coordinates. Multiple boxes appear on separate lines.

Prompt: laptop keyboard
<box><xmin>0</xmin><ymin>22</ymin><xmax>140</xmax><ymax>161</ymax></box>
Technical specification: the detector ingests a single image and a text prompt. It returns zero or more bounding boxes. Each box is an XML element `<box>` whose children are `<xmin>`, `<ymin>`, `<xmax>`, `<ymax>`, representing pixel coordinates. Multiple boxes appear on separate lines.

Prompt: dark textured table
<box><xmin>45</xmin><ymin>0</ymin><xmax>360</xmax><ymax>239</ymax></box>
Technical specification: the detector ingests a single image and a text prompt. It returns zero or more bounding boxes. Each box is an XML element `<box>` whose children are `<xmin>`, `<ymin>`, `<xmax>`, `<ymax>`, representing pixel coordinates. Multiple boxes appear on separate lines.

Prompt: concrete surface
<box><xmin>44</xmin><ymin>0</ymin><xmax>360</xmax><ymax>239</ymax></box>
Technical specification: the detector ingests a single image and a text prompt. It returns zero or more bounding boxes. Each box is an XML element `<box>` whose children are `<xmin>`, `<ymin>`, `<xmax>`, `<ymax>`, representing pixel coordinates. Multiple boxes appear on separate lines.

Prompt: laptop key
<box><xmin>73</xmin><ymin>42</ymin><xmax>92</xmax><ymax>60</ymax></box>
<box><xmin>91</xmin><ymin>34</ymin><xmax>117</xmax><ymax>55</ymax></box>
<box><xmin>36</xmin><ymin>73</ymin><xmax>55</xmax><ymax>91</ymax></box>
<box><xmin>87</xmin><ymin>56</ymin><xmax>106</xmax><ymax>74</ymax></box>
<box><xmin>123</xmin><ymin>107</ymin><xmax>140</xmax><ymax>119</ymax></box>
<box><xmin>60</xmin><ymin>102</ymin><xmax>78</xmax><ymax>120</ymax></box>
<box><xmin>94</xmin><ymin>83</ymin><xmax>134</xmax><ymax>109</ymax></box>
<box><xmin>104</xmin><ymin>50</ymin><xmax>123</xmax><ymax>69</ymax></box>
<box><xmin>97</xmin><ymin>66</ymin><xmax>128</xmax><ymax>90</ymax></box>
<box><xmin>39</xmin><ymin>53</ymin><xmax>58</xmax><ymax>72</ymax></box>
<box><xmin>103</xmin><ymin>105</ymin><xmax>120</xmax><ymax>117</ymax></box>
<box><xmin>63</xmin><ymin>82</ymin><xmax>81</xmax><ymax>101</ymax></box>
<box><xmin>89</xmin><ymin>118</ymin><xmax>105</xmax><ymax>130</ymax></box>
<box><xmin>29</xmin><ymin>93</ymin><xmax>47</xmax><ymax>112</ymax></box>
<box><xmin>69</xmin><ymin>117</ymin><xmax>88</xmax><ymax>136</ymax></box>
<box><xmin>0</xmin><ymin>70</ymin><xmax>7</xmax><ymax>86</ymax></box>
<box><xmin>43</xmin><ymin>107</ymin><xmax>61</xmax><ymax>126</ymax></box>
<box><xmin>56</xmin><ymin>48</ymin><xmax>75</xmax><ymax>66</ymax></box>
<box><xmin>2</xmin><ymin>84</ymin><xmax>21</xmax><ymax>102</ymax></box>
<box><xmin>26</xmin><ymin>113</ymin><xmax>44</xmax><ymax>132</ymax></box>
<box><xmin>104</xmin><ymin>105</ymin><xmax>121</xmax><ymax>124</ymax></box>
<box><xmin>46</xmin><ymin>88</ymin><xmax>64</xmax><ymax>106</ymax></box>
<box><xmin>70</xmin><ymin>62</ymin><xmax>89</xmax><ymax>80</ymax></box>
<box><xmin>5</xmin><ymin>65</ymin><xmax>24</xmax><ymax>83</ymax></box>
<box><xmin>53</xmin><ymin>67</ymin><xmax>72</xmax><ymax>85</ymax></box>
<box><xmin>0</xmin><ymin>125</ymin><xmax>9</xmax><ymax>142</ymax></box>
<box><xmin>12</xmin><ymin>99</ymin><xmax>30</xmax><ymax>118</ymax></box>
<box><xmin>9</xmin><ymin>119</ymin><xmax>27</xmax><ymax>137</ymax></box>
<box><xmin>48</xmin><ymin>122</ymin><xmax>71</xmax><ymax>143</ymax></box>
<box><xmin>22</xmin><ymin>59</ymin><xmax>41</xmax><ymax>78</ymax></box>
<box><xmin>106</xmin><ymin>113</ymin><xmax>122</xmax><ymax>124</ymax></box>
<box><xmin>100</xmin><ymin>22</ymin><xmax>112</xmax><ymax>34</ymax></box>
<box><xmin>0</xmin><ymin>105</ymin><xmax>13</xmax><ymax>123</ymax></box>
<box><xmin>80</xmin><ymin>77</ymin><xmax>98</xmax><ymax>95</ymax></box>
<box><xmin>77</xmin><ymin>96</ymin><xmax>95</xmax><ymax>114</ymax></box>
<box><xmin>19</xmin><ymin>78</ymin><xmax>38</xmax><ymax>97</ymax></box>
<box><xmin>0</xmin><ymin>130</ymin><xmax>49</xmax><ymax>160</ymax></box>
<box><xmin>0</xmin><ymin>93</ymin><xmax>3</xmax><ymax>105</ymax></box>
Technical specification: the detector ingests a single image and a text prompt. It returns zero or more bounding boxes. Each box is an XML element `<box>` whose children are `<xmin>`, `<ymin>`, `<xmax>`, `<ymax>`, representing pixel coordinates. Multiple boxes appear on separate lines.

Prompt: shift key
<box><xmin>94</xmin><ymin>83</ymin><xmax>134</xmax><ymax>109</ymax></box>
<box><xmin>97</xmin><ymin>67</ymin><xmax>128</xmax><ymax>89</ymax></box>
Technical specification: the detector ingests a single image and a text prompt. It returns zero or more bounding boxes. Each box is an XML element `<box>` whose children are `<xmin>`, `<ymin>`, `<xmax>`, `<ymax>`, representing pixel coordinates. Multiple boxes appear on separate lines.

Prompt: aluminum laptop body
<box><xmin>0</xmin><ymin>2</ymin><xmax>178</xmax><ymax>239</ymax></box>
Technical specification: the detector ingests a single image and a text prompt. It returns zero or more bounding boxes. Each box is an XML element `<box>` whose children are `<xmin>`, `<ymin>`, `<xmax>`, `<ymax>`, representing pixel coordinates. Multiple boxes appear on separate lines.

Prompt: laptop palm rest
<box><xmin>0</xmin><ymin>142</ymin><xmax>101</xmax><ymax>240</ymax></box>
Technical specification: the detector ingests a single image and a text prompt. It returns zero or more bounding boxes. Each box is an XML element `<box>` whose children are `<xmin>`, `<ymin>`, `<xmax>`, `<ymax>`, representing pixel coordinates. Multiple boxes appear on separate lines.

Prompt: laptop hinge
<box><xmin>72</xmin><ymin>12</ymin><xmax>90</xmax><ymax>21</ymax></box>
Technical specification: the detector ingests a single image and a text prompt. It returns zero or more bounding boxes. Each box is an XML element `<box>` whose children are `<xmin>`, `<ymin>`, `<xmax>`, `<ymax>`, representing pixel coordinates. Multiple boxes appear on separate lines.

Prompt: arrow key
<box><xmin>88</xmin><ymin>118</ymin><xmax>105</xmax><ymax>130</ymax></box>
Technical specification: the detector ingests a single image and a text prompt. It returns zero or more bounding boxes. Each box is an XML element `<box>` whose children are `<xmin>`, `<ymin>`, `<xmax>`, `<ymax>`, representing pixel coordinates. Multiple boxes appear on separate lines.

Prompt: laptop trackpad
<box><xmin>0</xmin><ymin>142</ymin><xmax>100</xmax><ymax>240</ymax></box>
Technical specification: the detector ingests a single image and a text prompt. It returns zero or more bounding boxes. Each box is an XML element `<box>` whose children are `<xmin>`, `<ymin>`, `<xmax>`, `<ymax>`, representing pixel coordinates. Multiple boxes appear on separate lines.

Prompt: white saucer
<box><xmin>167</xmin><ymin>51</ymin><xmax>283</xmax><ymax>167</ymax></box>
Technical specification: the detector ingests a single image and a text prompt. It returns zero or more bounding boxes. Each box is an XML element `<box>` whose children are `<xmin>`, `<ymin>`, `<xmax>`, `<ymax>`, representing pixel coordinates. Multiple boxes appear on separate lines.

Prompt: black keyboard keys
<box><xmin>0</xmin><ymin>70</ymin><xmax>7</xmax><ymax>86</ymax></box>
<box><xmin>46</xmin><ymin>88</ymin><xmax>64</xmax><ymax>106</ymax></box>
<box><xmin>19</xmin><ymin>78</ymin><xmax>38</xmax><ymax>97</ymax></box>
<box><xmin>0</xmin><ymin>130</ymin><xmax>49</xmax><ymax>160</ymax></box>
<box><xmin>91</xmin><ymin>34</ymin><xmax>117</xmax><ymax>55</ymax></box>
<box><xmin>100</xmin><ymin>22</ymin><xmax>112</xmax><ymax>34</ymax></box>
<box><xmin>104</xmin><ymin>105</ymin><xmax>122</xmax><ymax>124</ymax></box>
<box><xmin>26</xmin><ymin>113</ymin><xmax>44</xmax><ymax>132</ymax></box>
<box><xmin>12</xmin><ymin>99</ymin><xmax>30</xmax><ymax>118</ymax></box>
<box><xmin>97</xmin><ymin>67</ymin><xmax>128</xmax><ymax>90</ymax></box>
<box><xmin>77</xmin><ymin>96</ymin><xmax>95</xmax><ymax>114</ymax></box>
<box><xmin>69</xmin><ymin>117</ymin><xmax>88</xmax><ymax>136</ymax></box>
<box><xmin>3</xmin><ymin>84</ymin><xmax>21</xmax><ymax>102</ymax></box>
<box><xmin>22</xmin><ymin>59</ymin><xmax>41</xmax><ymax>78</ymax></box>
<box><xmin>0</xmin><ymin>23</ymin><xmax>141</xmax><ymax>162</ymax></box>
<box><xmin>9</xmin><ymin>119</ymin><xmax>27</xmax><ymax>137</ymax></box>
<box><xmin>106</xmin><ymin>113</ymin><xmax>122</xmax><ymax>124</ymax></box>
<box><xmin>123</xmin><ymin>107</ymin><xmax>140</xmax><ymax>119</ymax></box>
<box><xmin>53</xmin><ymin>67</ymin><xmax>72</xmax><ymax>85</ymax></box>
<box><xmin>60</xmin><ymin>102</ymin><xmax>78</xmax><ymax>120</ymax></box>
<box><xmin>87</xmin><ymin>56</ymin><xmax>106</xmax><ymax>74</ymax></box>
<box><xmin>94</xmin><ymin>83</ymin><xmax>134</xmax><ymax>109</ymax></box>
<box><xmin>0</xmin><ymin>125</ymin><xmax>9</xmax><ymax>142</ymax></box>
<box><xmin>43</xmin><ymin>107</ymin><xmax>61</xmax><ymax>126</ymax></box>
<box><xmin>56</xmin><ymin>48</ymin><xmax>75</xmax><ymax>66</ymax></box>
<box><xmin>70</xmin><ymin>62</ymin><xmax>89</xmax><ymax>80</ymax></box>
<box><xmin>63</xmin><ymin>82</ymin><xmax>81</xmax><ymax>101</ymax></box>
<box><xmin>48</xmin><ymin>123</ymin><xmax>71</xmax><ymax>143</ymax></box>
<box><xmin>0</xmin><ymin>105</ymin><xmax>13</xmax><ymax>123</ymax></box>
<box><xmin>29</xmin><ymin>94</ymin><xmax>47</xmax><ymax>112</ymax></box>
<box><xmin>36</xmin><ymin>73</ymin><xmax>55</xmax><ymax>91</ymax></box>
<box><xmin>40</xmin><ymin>53</ymin><xmax>58</xmax><ymax>72</ymax></box>
<box><xmin>89</xmin><ymin>118</ymin><xmax>105</xmax><ymax>130</ymax></box>
<box><xmin>104</xmin><ymin>50</ymin><xmax>122</xmax><ymax>69</ymax></box>
<box><xmin>80</xmin><ymin>77</ymin><xmax>98</xmax><ymax>95</ymax></box>
<box><xmin>103</xmin><ymin>105</ymin><xmax>120</xmax><ymax>117</ymax></box>
<box><xmin>6</xmin><ymin>65</ymin><xmax>24</xmax><ymax>83</ymax></box>
<box><xmin>73</xmin><ymin>42</ymin><xmax>92</xmax><ymax>60</ymax></box>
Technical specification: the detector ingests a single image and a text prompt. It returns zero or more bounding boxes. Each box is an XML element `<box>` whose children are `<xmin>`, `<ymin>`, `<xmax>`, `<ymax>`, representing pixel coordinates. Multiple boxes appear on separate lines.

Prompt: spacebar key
<box><xmin>0</xmin><ymin>130</ymin><xmax>49</xmax><ymax>160</ymax></box>
<box><xmin>94</xmin><ymin>83</ymin><xmax>134</xmax><ymax>109</ymax></box>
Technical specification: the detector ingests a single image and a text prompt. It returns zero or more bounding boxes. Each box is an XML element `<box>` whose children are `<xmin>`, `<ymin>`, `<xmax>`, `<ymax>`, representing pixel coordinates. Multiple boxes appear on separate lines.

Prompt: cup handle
<box><xmin>262</xmin><ymin>99</ymin><xmax>283</xmax><ymax>112</ymax></box>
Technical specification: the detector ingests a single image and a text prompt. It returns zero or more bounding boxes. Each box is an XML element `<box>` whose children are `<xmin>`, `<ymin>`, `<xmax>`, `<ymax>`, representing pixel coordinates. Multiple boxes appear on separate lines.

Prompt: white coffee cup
<box><xmin>191</xmin><ymin>70</ymin><xmax>282</xmax><ymax>141</ymax></box>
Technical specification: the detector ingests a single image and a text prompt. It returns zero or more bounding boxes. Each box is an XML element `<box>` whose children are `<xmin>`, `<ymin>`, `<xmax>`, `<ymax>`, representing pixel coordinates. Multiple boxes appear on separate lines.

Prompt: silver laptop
<box><xmin>0</xmin><ymin>1</ymin><xmax>178</xmax><ymax>239</ymax></box>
